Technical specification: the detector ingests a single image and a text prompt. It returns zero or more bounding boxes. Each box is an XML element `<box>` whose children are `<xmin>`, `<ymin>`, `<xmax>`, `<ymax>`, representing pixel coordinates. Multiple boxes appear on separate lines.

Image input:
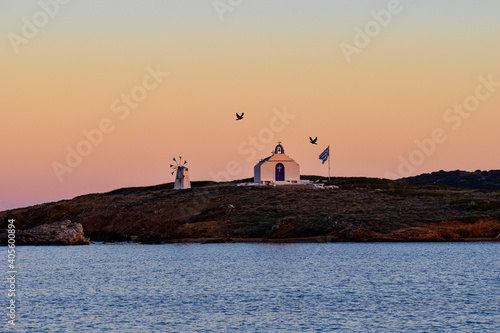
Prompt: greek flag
<box><xmin>319</xmin><ymin>146</ymin><xmax>329</xmax><ymax>164</ymax></box>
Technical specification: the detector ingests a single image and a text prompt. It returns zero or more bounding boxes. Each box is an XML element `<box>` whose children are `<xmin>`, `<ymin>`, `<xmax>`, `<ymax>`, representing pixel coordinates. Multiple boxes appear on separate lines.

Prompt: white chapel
<box><xmin>254</xmin><ymin>142</ymin><xmax>300</xmax><ymax>185</ymax></box>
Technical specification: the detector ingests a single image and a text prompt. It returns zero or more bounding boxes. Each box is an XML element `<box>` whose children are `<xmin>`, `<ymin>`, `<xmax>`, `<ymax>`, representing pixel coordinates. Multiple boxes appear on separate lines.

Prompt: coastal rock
<box><xmin>1</xmin><ymin>220</ymin><xmax>89</xmax><ymax>245</ymax></box>
<box><xmin>140</xmin><ymin>231</ymin><xmax>162</xmax><ymax>244</ymax></box>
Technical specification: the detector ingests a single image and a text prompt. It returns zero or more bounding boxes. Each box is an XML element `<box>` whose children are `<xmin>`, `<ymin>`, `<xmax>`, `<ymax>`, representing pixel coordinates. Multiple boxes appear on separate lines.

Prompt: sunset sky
<box><xmin>1</xmin><ymin>0</ymin><xmax>500</xmax><ymax>210</ymax></box>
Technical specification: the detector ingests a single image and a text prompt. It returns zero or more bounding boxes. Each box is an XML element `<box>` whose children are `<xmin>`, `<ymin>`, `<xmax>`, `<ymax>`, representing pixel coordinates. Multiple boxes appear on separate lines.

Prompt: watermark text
<box><xmin>6</xmin><ymin>219</ymin><xmax>17</xmax><ymax>326</ymax></box>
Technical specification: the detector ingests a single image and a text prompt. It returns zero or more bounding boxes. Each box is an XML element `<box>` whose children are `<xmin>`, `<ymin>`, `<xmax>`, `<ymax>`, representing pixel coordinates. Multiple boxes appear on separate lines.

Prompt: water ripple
<box><xmin>12</xmin><ymin>242</ymin><xmax>500</xmax><ymax>332</ymax></box>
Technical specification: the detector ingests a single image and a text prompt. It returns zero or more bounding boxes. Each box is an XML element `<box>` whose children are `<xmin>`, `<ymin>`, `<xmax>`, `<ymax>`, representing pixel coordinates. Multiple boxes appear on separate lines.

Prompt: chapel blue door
<box><xmin>275</xmin><ymin>163</ymin><xmax>285</xmax><ymax>181</ymax></box>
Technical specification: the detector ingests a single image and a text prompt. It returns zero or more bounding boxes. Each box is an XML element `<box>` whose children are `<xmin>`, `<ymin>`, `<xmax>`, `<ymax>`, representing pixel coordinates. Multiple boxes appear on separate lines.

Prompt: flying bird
<box><xmin>309</xmin><ymin>137</ymin><xmax>318</xmax><ymax>145</ymax></box>
<box><xmin>236</xmin><ymin>112</ymin><xmax>244</xmax><ymax>121</ymax></box>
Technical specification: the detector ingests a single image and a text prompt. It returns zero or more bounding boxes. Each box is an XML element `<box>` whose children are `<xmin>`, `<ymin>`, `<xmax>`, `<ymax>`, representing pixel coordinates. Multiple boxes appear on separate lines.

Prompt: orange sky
<box><xmin>1</xmin><ymin>0</ymin><xmax>500</xmax><ymax>210</ymax></box>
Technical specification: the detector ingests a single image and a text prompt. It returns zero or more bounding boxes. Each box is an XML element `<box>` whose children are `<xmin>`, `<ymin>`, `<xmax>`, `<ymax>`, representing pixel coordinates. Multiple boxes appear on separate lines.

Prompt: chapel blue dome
<box><xmin>274</xmin><ymin>143</ymin><xmax>285</xmax><ymax>154</ymax></box>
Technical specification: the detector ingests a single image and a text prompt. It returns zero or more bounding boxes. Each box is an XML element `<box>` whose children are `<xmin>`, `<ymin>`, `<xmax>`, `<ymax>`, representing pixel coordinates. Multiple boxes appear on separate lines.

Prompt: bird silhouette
<box><xmin>236</xmin><ymin>112</ymin><xmax>244</xmax><ymax>120</ymax></box>
<box><xmin>309</xmin><ymin>137</ymin><xmax>318</xmax><ymax>144</ymax></box>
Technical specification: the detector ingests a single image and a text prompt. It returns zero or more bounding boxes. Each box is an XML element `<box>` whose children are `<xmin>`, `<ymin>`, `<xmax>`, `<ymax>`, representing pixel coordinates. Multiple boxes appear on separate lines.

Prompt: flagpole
<box><xmin>328</xmin><ymin>145</ymin><xmax>331</xmax><ymax>183</ymax></box>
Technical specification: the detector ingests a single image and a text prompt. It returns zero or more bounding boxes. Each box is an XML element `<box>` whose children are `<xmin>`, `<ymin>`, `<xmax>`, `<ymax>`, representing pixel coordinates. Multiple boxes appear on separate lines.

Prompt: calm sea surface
<box><xmin>9</xmin><ymin>243</ymin><xmax>500</xmax><ymax>332</ymax></box>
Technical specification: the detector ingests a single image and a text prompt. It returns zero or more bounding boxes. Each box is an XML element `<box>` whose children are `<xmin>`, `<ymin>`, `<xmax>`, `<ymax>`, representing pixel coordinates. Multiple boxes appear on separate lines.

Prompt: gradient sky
<box><xmin>1</xmin><ymin>0</ymin><xmax>500</xmax><ymax>210</ymax></box>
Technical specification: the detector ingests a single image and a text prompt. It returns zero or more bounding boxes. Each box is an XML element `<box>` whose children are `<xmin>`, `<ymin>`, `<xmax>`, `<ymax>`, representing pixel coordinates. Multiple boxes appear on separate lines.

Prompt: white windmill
<box><xmin>170</xmin><ymin>156</ymin><xmax>191</xmax><ymax>190</ymax></box>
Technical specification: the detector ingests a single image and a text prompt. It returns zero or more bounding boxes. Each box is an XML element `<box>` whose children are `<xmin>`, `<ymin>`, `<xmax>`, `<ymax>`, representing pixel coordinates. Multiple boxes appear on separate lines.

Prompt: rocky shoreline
<box><xmin>0</xmin><ymin>220</ymin><xmax>89</xmax><ymax>246</ymax></box>
<box><xmin>137</xmin><ymin>219</ymin><xmax>500</xmax><ymax>244</ymax></box>
<box><xmin>1</xmin><ymin>177</ymin><xmax>500</xmax><ymax>245</ymax></box>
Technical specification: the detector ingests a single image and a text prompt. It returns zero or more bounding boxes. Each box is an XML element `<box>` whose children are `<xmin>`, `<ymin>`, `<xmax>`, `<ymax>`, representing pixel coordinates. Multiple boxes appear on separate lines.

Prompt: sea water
<box><xmin>8</xmin><ymin>242</ymin><xmax>500</xmax><ymax>332</ymax></box>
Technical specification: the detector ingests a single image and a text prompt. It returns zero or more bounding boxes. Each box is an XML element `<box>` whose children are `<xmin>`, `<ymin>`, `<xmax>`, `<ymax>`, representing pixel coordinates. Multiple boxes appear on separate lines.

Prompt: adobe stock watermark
<box><xmin>213</xmin><ymin>0</ymin><xmax>244</xmax><ymax>22</ymax></box>
<box><xmin>340</xmin><ymin>0</ymin><xmax>412</xmax><ymax>64</ymax></box>
<box><xmin>52</xmin><ymin>65</ymin><xmax>169</xmax><ymax>182</ymax></box>
<box><xmin>209</xmin><ymin>107</ymin><xmax>296</xmax><ymax>181</ymax></box>
<box><xmin>7</xmin><ymin>0</ymin><xmax>72</xmax><ymax>54</ymax></box>
<box><xmin>6</xmin><ymin>219</ymin><xmax>17</xmax><ymax>326</ymax></box>
<box><xmin>385</xmin><ymin>74</ymin><xmax>499</xmax><ymax>180</ymax></box>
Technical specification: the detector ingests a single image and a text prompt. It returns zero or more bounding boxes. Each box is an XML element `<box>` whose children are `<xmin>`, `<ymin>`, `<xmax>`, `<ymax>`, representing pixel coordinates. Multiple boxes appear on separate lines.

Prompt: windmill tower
<box><xmin>170</xmin><ymin>156</ymin><xmax>191</xmax><ymax>190</ymax></box>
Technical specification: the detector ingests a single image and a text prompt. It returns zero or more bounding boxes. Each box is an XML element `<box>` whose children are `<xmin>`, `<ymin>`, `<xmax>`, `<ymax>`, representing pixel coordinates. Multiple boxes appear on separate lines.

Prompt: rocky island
<box><xmin>1</xmin><ymin>174</ymin><xmax>500</xmax><ymax>245</ymax></box>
